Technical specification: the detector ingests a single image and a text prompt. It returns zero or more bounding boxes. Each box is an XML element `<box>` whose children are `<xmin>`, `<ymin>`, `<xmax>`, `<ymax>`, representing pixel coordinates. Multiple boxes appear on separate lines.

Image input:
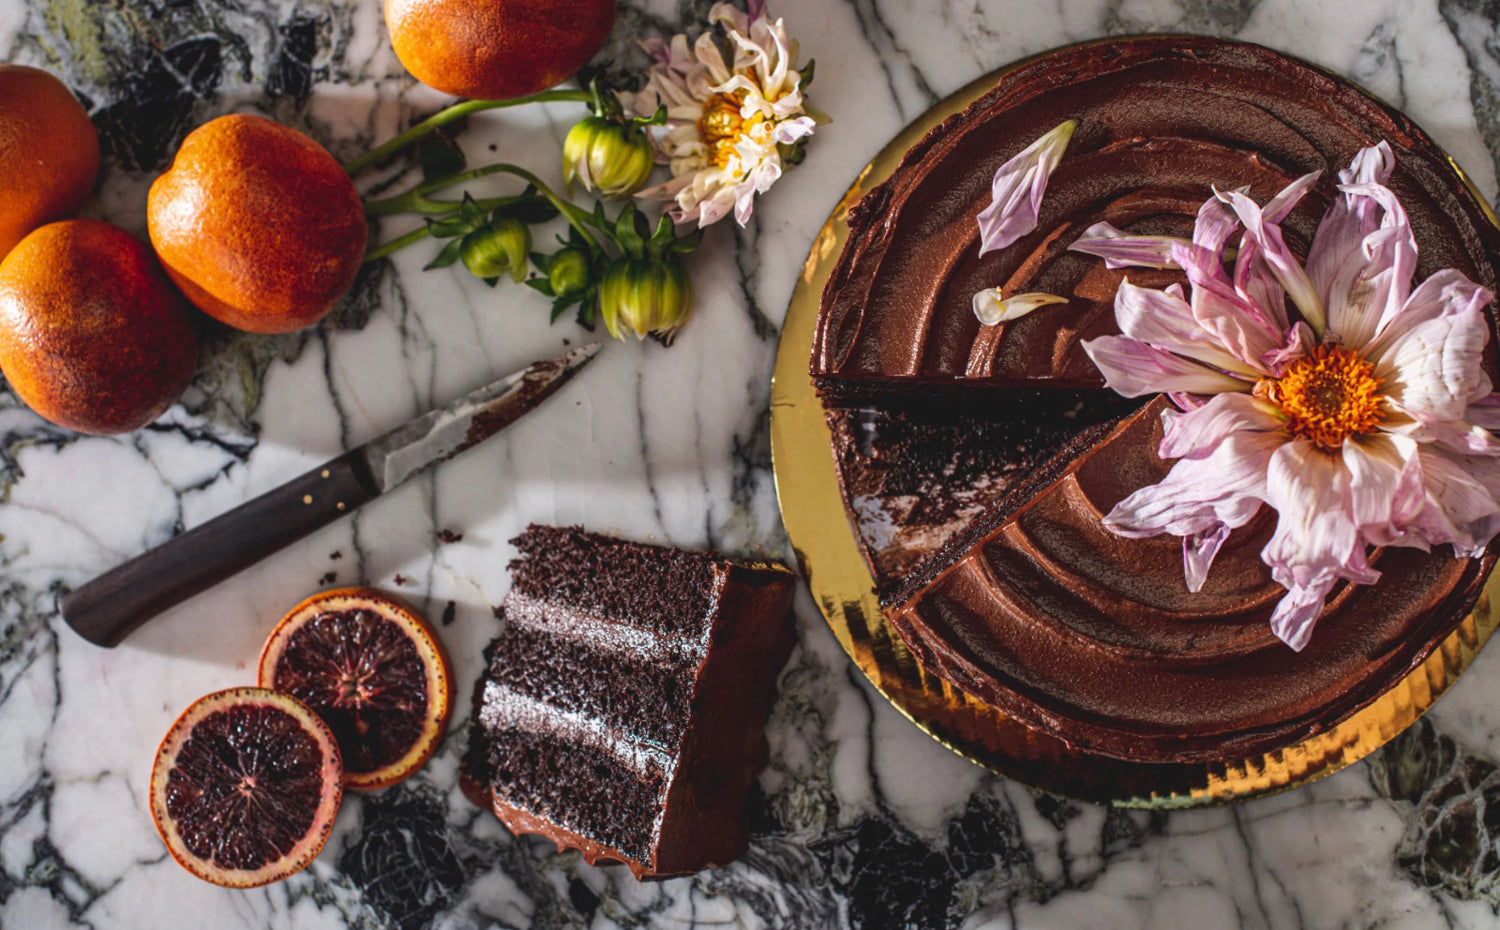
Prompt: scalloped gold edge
<box><xmin>770</xmin><ymin>38</ymin><xmax>1500</xmax><ymax>808</ymax></box>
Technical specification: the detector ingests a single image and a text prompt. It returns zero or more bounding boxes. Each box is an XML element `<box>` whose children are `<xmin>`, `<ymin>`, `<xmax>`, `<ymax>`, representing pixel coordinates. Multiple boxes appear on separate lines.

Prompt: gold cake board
<box><xmin>768</xmin><ymin>44</ymin><xmax>1500</xmax><ymax>808</ymax></box>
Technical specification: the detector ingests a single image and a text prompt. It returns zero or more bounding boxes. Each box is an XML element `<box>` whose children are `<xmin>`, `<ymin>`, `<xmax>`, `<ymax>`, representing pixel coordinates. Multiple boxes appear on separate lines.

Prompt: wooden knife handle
<box><xmin>59</xmin><ymin>449</ymin><xmax>380</xmax><ymax>647</ymax></box>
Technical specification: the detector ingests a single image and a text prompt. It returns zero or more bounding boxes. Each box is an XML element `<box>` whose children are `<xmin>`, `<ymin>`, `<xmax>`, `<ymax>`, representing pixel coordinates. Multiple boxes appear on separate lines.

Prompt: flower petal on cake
<box><xmin>1375</xmin><ymin>309</ymin><xmax>1492</xmax><ymax>424</ymax></box>
<box><xmin>1068</xmin><ymin>222</ymin><xmax>1184</xmax><ymax>269</ymax></box>
<box><xmin>1158</xmin><ymin>391</ymin><xmax>1282</xmax><ymax>461</ymax></box>
<box><xmin>976</xmin><ymin>119</ymin><xmax>1077</xmax><ymax>256</ymax></box>
<box><xmin>1260</xmin><ymin>440</ymin><xmax>1380</xmax><ymax>649</ymax></box>
<box><xmin>1082</xmin><ymin>335</ymin><xmax>1251</xmax><ymax>397</ymax></box>
<box><xmin>1218</xmin><ymin>187</ymin><xmax>1327</xmax><ymax>333</ymax></box>
<box><xmin>1105</xmin><ymin>426</ymin><xmax>1280</xmax><ymax>539</ymax></box>
<box><xmin>1183</xmin><ymin>523</ymin><xmax>1232</xmax><ymax>592</ymax></box>
<box><xmin>1343</xmin><ymin>434</ymin><xmax>1424</xmax><ymax>546</ymax></box>
<box><xmin>1171</xmin><ymin>239</ymin><xmax>1284</xmax><ymax>365</ymax></box>
<box><xmin>971</xmin><ymin>288</ymin><xmax>1069</xmax><ymax>326</ymax></box>
<box><xmin>1116</xmin><ymin>280</ymin><xmax>1265</xmax><ymax>376</ymax></box>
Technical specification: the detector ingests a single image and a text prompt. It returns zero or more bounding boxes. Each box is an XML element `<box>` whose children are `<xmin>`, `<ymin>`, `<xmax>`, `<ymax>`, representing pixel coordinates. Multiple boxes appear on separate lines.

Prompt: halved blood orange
<box><xmin>149</xmin><ymin>687</ymin><xmax>343</xmax><ymax>888</ymax></box>
<box><xmin>258</xmin><ymin>587</ymin><xmax>452</xmax><ymax>790</ymax></box>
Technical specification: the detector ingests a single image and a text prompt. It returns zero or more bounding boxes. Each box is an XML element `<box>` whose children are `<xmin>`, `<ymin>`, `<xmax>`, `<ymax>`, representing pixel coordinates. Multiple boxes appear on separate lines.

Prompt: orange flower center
<box><xmin>698</xmin><ymin>91</ymin><xmax>749</xmax><ymax>166</ymax></box>
<box><xmin>1256</xmin><ymin>343</ymin><xmax>1384</xmax><ymax>450</ymax></box>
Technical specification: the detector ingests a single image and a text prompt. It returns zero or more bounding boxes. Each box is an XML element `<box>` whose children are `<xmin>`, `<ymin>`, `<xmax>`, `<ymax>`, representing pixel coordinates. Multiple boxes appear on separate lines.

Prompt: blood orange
<box><xmin>258</xmin><ymin>587</ymin><xmax>451</xmax><ymax>790</ymax></box>
<box><xmin>149</xmin><ymin>688</ymin><xmax>343</xmax><ymax>888</ymax></box>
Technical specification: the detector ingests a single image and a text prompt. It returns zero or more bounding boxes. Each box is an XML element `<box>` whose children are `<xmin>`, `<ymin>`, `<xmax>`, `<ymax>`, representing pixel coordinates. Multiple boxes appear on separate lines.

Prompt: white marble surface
<box><xmin>5</xmin><ymin>0</ymin><xmax>1500</xmax><ymax>928</ymax></box>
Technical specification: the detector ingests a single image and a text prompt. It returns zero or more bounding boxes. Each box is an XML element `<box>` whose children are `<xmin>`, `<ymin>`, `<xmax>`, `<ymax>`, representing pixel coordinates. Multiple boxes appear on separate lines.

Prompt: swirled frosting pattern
<box><xmin>815</xmin><ymin>37</ymin><xmax>1500</xmax><ymax>763</ymax></box>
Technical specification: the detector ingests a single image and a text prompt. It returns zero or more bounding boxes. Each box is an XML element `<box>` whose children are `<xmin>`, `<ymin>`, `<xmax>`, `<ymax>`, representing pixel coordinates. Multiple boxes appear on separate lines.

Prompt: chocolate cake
<box><xmin>812</xmin><ymin>37</ymin><xmax>1500</xmax><ymax>764</ymax></box>
<box><xmin>462</xmin><ymin>525</ymin><xmax>797</xmax><ymax>879</ymax></box>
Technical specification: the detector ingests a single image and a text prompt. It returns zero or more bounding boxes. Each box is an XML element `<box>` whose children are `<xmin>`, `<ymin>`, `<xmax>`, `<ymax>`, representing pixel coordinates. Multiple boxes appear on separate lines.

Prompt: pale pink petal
<box><xmin>1258</xmin><ymin>320</ymin><xmax>1316</xmax><ymax>377</ymax></box>
<box><xmin>1269</xmin><ymin>579</ymin><xmax>1341</xmax><ymax>652</ymax></box>
<box><xmin>1068</xmin><ymin>222</ymin><xmax>1184</xmax><ymax>269</ymax></box>
<box><xmin>972</xmin><ymin>288</ymin><xmax>1069</xmax><ymax>326</ymax></box>
<box><xmin>1194</xmin><ymin>189</ymin><xmax>1244</xmax><ymax>253</ymax></box>
<box><xmin>1081</xmin><ymin>335</ymin><xmax>1252</xmax><ymax>397</ymax></box>
<box><xmin>1343</xmin><ymin>434</ymin><xmax>1424</xmax><ymax>546</ymax></box>
<box><xmin>1184</xmin><ymin>523</ymin><xmax>1232</xmax><ymax>592</ymax></box>
<box><xmin>1218</xmin><ymin>188</ymin><xmax>1327</xmax><ymax>332</ymax></box>
<box><xmin>1261</xmin><ymin>440</ymin><xmax>1379</xmax><ymax>649</ymax></box>
<box><xmin>1261</xmin><ymin>171</ymin><xmax>1320</xmax><ymax>223</ymax></box>
<box><xmin>1408</xmin><ymin>446</ymin><xmax>1500</xmax><ymax>554</ymax></box>
<box><xmin>1374</xmin><ymin>307</ymin><xmax>1492</xmax><ymax>423</ymax></box>
<box><xmin>1159</xmin><ymin>391</ymin><xmax>1283</xmax><ymax>460</ymax></box>
<box><xmin>1171</xmin><ymin>239</ymin><xmax>1284</xmax><ymax>364</ymax></box>
<box><xmin>1105</xmin><ymin>426</ymin><xmax>1282</xmax><ymax>539</ymax></box>
<box><xmin>1383</xmin><ymin>399</ymin><xmax>1500</xmax><ymax>456</ymax></box>
<box><xmin>1114</xmin><ymin>281</ymin><xmax>1264</xmax><ymax>376</ymax></box>
<box><xmin>976</xmin><ymin>120</ymin><xmax>1078</xmax><ymax>256</ymax></box>
<box><xmin>1367</xmin><ymin>269</ymin><xmax>1492</xmax><ymax>352</ymax></box>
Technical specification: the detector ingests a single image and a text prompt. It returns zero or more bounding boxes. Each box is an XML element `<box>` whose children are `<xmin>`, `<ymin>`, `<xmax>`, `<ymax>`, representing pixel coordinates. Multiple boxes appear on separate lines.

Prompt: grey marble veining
<box><xmin>5</xmin><ymin>0</ymin><xmax>1500</xmax><ymax>928</ymax></box>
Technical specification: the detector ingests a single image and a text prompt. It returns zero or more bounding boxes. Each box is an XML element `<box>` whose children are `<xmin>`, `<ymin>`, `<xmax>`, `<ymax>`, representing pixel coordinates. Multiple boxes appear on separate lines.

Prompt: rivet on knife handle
<box><xmin>59</xmin><ymin>449</ymin><xmax>380</xmax><ymax>647</ymax></box>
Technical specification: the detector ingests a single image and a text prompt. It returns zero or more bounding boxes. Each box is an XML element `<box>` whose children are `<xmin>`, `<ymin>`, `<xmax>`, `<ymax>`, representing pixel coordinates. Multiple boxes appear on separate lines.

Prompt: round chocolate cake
<box><xmin>810</xmin><ymin>36</ymin><xmax>1500</xmax><ymax>764</ymax></box>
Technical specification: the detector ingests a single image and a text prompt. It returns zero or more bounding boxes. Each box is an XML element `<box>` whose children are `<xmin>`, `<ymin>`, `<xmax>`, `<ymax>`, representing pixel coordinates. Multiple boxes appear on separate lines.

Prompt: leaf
<box><xmin>798</xmin><ymin>59</ymin><xmax>816</xmax><ymax>92</ymax></box>
<box><xmin>506</xmin><ymin>198</ymin><xmax>560</xmax><ymax>225</ymax></box>
<box><xmin>460</xmin><ymin>193</ymin><xmax>485</xmax><ymax>226</ymax></box>
<box><xmin>525</xmin><ymin>276</ymin><xmax>556</xmax><ymax>297</ymax></box>
<box><xmin>670</xmin><ymin>227</ymin><xmax>704</xmax><ymax>254</ymax></box>
<box><xmin>426</xmin><ymin>215</ymin><xmax>472</xmax><ymax>239</ymax></box>
<box><xmin>530</xmin><ymin>251</ymin><xmax>552</xmax><ymax>274</ymax></box>
<box><xmin>550</xmin><ymin>293</ymin><xmax>581</xmax><ymax>323</ymax></box>
<box><xmin>613</xmin><ymin>202</ymin><xmax>645</xmax><ymax>257</ymax></box>
<box><xmin>418</xmin><ymin>136</ymin><xmax>466</xmax><ymax>182</ymax></box>
<box><xmin>482</xmin><ymin>276</ymin><xmax>499</xmax><ymax>288</ymax></box>
<box><xmin>423</xmin><ymin>238</ymin><xmax>464</xmax><ymax>270</ymax></box>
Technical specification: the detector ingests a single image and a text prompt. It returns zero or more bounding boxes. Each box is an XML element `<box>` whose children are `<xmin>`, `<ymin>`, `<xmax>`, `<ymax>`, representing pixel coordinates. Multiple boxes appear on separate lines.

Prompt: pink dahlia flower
<box><xmin>1071</xmin><ymin>143</ymin><xmax>1500</xmax><ymax>650</ymax></box>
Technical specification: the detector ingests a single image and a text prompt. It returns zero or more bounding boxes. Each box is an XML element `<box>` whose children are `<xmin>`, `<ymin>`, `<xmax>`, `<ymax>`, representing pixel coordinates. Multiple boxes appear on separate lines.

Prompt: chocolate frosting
<box><xmin>812</xmin><ymin>36</ymin><xmax>1500</xmax><ymax>391</ymax></box>
<box><xmin>814</xmin><ymin>36</ymin><xmax>1500</xmax><ymax>764</ymax></box>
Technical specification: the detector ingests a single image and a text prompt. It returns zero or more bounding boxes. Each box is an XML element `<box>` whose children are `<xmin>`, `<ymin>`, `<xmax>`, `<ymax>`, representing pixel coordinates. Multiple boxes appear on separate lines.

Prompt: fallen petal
<box><xmin>971</xmin><ymin>288</ymin><xmax>1069</xmax><ymax>326</ymax></box>
<box><xmin>976</xmin><ymin>119</ymin><xmax>1078</xmax><ymax>256</ymax></box>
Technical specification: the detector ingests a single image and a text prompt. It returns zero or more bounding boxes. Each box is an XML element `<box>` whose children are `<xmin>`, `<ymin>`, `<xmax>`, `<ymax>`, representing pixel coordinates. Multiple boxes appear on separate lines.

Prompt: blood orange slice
<box><xmin>258</xmin><ymin>587</ymin><xmax>451</xmax><ymax>790</ymax></box>
<box><xmin>149</xmin><ymin>687</ymin><xmax>343</xmax><ymax>888</ymax></box>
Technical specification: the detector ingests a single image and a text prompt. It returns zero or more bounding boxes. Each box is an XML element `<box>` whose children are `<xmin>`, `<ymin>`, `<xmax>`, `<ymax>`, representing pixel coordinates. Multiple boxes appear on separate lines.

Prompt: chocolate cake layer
<box><xmin>463</xmin><ymin>526</ymin><xmax>797</xmax><ymax>879</ymax></box>
<box><xmin>813</xmin><ymin>36</ymin><xmax>1500</xmax><ymax>765</ymax></box>
<box><xmin>826</xmin><ymin>388</ymin><xmax>1141</xmax><ymax>592</ymax></box>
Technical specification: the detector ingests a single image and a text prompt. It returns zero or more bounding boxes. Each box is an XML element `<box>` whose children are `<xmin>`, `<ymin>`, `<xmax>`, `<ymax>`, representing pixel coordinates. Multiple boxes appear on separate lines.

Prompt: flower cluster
<box><xmin>1069</xmin><ymin>143</ymin><xmax>1500</xmax><ymax>650</ymax></box>
<box><xmin>360</xmin><ymin>1</ymin><xmax>819</xmax><ymax>344</ymax></box>
<box><xmin>622</xmin><ymin>1</ymin><xmax>818</xmax><ymax>228</ymax></box>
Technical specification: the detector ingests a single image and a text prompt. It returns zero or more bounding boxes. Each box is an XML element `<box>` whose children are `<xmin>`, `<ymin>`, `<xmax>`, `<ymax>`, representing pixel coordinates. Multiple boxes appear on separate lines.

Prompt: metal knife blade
<box><xmin>59</xmin><ymin>343</ymin><xmax>601</xmax><ymax>647</ymax></box>
<box><xmin>366</xmin><ymin>341</ymin><xmax>599</xmax><ymax>491</ymax></box>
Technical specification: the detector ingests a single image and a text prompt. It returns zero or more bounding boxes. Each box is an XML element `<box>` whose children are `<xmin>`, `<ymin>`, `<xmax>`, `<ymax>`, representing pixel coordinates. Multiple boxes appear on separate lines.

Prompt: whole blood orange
<box><xmin>147</xmin><ymin>114</ymin><xmax>367</xmax><ymax>334</ymax></box>
<box><xmin>259</xmin><ymin>587</ymin><xmax>452</xmax><ymax>790</ymax></box>
<box><xmin>0</xmin><ymin>219</ymin><xmax>198</xmax><ymax>435</ymax></box>
<box><xmin>385</xmin><ymin>0</ymin><xmax>615</xmax><ymax>101</ymax></box>
<box><xmin>0</xmin><ymin>65</ymin><xmax>100</xmax><ymax>261</ymax></box>
<box><xmin>149</xmin><ymin>688</ymin><xmax>344</xmax><ymax>888</ymax></box>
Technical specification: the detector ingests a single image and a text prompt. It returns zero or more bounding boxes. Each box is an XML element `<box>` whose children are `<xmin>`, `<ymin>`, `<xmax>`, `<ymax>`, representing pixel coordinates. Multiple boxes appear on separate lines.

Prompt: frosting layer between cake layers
<box><xmin>463</xmin><ymin>525</ymin><xmax>796</xmax><ymax>879</ymax></box>
<box><xmin>812</xmin><ymin>36</ymin><xmax>1500</xmax><ymax>765</ymax></box>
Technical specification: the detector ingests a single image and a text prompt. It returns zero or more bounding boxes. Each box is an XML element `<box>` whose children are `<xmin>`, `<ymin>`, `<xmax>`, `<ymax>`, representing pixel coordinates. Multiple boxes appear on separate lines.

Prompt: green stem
<box><xmin>366</xmin><ymin>162</ymin><xmax>605</xmax><ymax>251</ymax></box>
<box><xmin>363</xmin><ymin>224</ymin><xmax>432</xmax><ymax>263</ymax></box>
<box><xmin>344</xmin><ymin>89</ymin><xmax>593</xmax><ymax>175</ymax></box>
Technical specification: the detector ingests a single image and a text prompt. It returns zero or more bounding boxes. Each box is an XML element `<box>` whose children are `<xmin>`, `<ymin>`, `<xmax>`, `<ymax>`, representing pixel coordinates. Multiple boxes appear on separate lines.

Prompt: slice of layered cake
<box><xmin>462</xmin><ymin>525</ymin><xmax>797</xmax><ymax>880</ymax></box>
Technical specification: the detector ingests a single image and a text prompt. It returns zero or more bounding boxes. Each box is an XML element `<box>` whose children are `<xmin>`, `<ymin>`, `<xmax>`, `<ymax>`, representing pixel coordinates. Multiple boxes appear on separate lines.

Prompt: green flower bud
<box><xmin>599</xmin><ymin>255</ymin><xmax>694</xmax><ymax>343</ymax></box>
<box><xmin>562</xmin><ymin>116</ymin><xmax>656</xmax><ymax>199</ymax></box>
<box><xmin>460</xmin><ymin>217</ymin><xmax>530</xmax><ymax>283</ymax></box>
<box><xmin>548</xmin><ymin>247</ymin><xmax>591</xmax><ymax>298</ymax></box>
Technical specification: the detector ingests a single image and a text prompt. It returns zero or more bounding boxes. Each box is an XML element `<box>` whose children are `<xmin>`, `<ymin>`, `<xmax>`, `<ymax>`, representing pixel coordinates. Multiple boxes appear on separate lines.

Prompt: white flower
<box><xmin>1072</xmin><ymin>143</ymin><xmax>1500</xmax><ymax>651</ymax></box>
<box><xmin>622</xmin><ymin>1</ymin><xmax>817</xmax><ymax>228</ymax></box>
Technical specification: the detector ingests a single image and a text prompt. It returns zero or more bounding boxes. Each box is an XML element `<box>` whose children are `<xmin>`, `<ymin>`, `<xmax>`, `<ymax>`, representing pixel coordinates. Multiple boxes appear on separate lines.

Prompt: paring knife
<box><xmin>60</xmin><ymin>343</ymin><xmax>601</xmax><ymax>648</ymax></box>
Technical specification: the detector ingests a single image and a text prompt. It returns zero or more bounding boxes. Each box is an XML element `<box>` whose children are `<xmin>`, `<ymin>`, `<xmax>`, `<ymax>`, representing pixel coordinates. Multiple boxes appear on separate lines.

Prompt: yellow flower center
<box><xmin>698</xmin><ymin>91</ymin><xmax>752</xmax><ymax>167</ymax></box>
<box><xmin>1256</xmin><ymin>343</ymin><xmax>1384</xmax><ymax>450</ymax></box>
